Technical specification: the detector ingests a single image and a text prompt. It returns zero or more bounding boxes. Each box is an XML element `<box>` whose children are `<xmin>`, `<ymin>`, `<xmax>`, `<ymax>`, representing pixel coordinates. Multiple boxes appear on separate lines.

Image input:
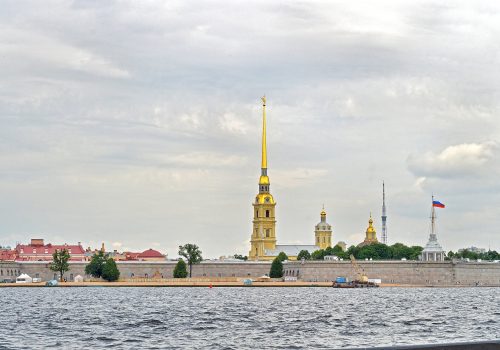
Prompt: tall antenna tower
<box><xmin>381</xmin><ymin>181</ymin><xmax>387</xmax><ymax>244</ymax></box>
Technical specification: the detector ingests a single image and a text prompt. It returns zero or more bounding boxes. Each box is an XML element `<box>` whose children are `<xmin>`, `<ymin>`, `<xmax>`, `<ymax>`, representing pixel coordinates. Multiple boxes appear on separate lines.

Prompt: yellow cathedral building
<box><xmin>358</xmin><ymin>214</ymin><xmax>379</xmax><ymax>247</ymax></box>
<box><xmin>249</xmin><ymin>97</ymin><xmax>333</xmax><ymax>260</ymax></box>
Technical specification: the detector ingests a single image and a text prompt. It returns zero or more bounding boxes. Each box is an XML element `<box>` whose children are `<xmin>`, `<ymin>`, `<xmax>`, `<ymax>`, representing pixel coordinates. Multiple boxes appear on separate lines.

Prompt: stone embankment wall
<box><xmin>283</xmin><ymin>260</ymin><xmax>500</xmax><ymax>286</ymax></box>
<box><xmin>0</xmin><ymin>261</ymin><xmax>271</xmax><ymax>281</ymax></box>
<box><xmin>2</xmin><ymin>260</ymin><xmax>500</xmax><ymax>286</ymax></box>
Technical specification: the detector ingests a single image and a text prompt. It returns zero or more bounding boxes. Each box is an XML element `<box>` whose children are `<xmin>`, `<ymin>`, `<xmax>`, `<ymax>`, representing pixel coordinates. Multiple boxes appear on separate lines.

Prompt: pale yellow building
<box><xmin>315</xmin><ymin>207</ymin><xmax>333</xmax><ymax>249</ymax></box>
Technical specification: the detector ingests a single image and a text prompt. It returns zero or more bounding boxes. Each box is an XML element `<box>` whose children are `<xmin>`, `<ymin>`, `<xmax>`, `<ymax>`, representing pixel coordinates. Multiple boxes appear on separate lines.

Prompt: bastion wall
<box><xmin>0</xmin><ymin>261</ymin><xmax>271</xmax><ymax>281</ymax></box>
<box><xmin>283</xmin><ymin>260</ymin><xmax>500</xmax><ymax>286</ymax></box>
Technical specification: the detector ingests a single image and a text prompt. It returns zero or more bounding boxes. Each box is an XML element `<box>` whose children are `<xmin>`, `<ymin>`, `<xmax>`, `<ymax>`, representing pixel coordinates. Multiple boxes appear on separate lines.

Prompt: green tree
<box><xmin>311</xmin><ymin>249</ymin><xmax>326</xmax><ymax>260</ymax></box>
<box><xmin>85</xmin><ymin>250</ymin><xmax>107</xmax><ymax>278</ymax></box>
<box><xmin>347</xmin><ymin>245</ymin><xmax>358</xmax><ymax>258</ymax></box>
<box><xmin>276</xmin><ymin>252</ymin><xmax>288</xmax><ymax>262</ymax></box>
<box><xmin>173</xmin><ymin>259</ymin><xmax>188</xmax><ymax>278</ymax></box>
<box><xmin>269</xmin><ymin>257</ymin><xmax>283</xmax><ymax>278</ymax></box>
<box><xmin>447</xmin><ymin>250</ymin><xmax>455</xmax><ymax>260</ymax></box>
<box><xmin>233</xmin><ymin>254</ymin><xmax>248</xmax><ymax>261</ymax></box>
<box><xmin>101</xmin><ymin>258</ymin><xmax>120</xmax><ymax>282</ymax></box>
<box><xmin>49</xmin><ymin>249</ymin><xmax>70</xmax><ymax>282</ymax></box>
<box><xmin>409</xmin><ymin>246</ymin><xmax>424</xmax><ymax>260</ymax></box>
<box><xmin>178</xmin><ymin>243</ymin><xmax>203</xmax><ymax>277</ymax></box>
<box><xmin>297</xmin><ymin>250</ymin><xmax>311</xmax><ymax>261</ymax></box>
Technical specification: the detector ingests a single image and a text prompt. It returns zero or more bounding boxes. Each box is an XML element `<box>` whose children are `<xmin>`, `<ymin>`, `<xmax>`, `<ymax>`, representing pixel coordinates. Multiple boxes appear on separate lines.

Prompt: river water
<box><xmin>0</xmin><ymin>287</ymin><xmax>498</xmax><ymax>349</ymax></box>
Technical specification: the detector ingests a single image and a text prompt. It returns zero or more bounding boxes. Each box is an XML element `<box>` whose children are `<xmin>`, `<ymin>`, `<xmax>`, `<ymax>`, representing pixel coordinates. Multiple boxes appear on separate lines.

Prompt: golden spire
<box><xmin>321</xmin><ymin>204</ymin><xmax>326</xmax><ymax>217</ymax></box>
<box><xmin>261</xmin><ymin>95</ymin><xmax>267</xmax><ymax>170</ymax></box>
<box><xmin>258</xmin><ymin>96</ymin><xmax>270</xmax><ymax>188</ymax></box>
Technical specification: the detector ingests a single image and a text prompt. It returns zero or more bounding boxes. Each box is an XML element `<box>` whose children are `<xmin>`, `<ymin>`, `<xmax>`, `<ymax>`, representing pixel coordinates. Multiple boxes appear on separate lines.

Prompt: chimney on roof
<box><xmin>31</xmin><ymin>239</ymin><xmax>44</xmax><ymax>246</ymax></box>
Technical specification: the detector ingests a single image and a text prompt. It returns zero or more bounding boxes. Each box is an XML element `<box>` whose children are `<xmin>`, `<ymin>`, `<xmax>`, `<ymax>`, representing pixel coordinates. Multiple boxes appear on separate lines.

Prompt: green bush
<box><xmin>269</xmin><ymin>258</ymin><xmax>283</xmax><ymax>278</ymax></box>
<box><xmin>173</xmin><ymin>259</ymin><xmax>188</xmax><ymax>278</ymax></box>
<box><xmin>101</xmin><ymin>258</ymin><xmax>120</xmax><ymax>282</ymax></box>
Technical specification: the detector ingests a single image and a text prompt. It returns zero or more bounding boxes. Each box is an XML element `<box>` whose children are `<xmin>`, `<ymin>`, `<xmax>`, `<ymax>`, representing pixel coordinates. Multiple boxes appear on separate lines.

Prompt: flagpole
<box><xmin>431</xmin><ymin>195</ymin><xmax>436</xmax><ymax>236</ymax></box>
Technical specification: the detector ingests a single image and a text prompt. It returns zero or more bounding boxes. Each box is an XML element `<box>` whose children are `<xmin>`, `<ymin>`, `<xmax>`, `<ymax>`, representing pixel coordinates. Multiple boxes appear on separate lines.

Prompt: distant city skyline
<box><xmin>1</xmin><ymin>1</ymin><xmax>499</xmax><ymax>257</ymax></box>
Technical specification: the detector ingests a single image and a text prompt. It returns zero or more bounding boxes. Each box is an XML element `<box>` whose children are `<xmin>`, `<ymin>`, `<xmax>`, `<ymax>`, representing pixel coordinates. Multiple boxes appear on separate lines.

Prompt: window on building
<box><xmin>35</xmin><ymin>273</ymin><xmax>39</xmax><ymax>278</ymax></box>
<box><xmin>0</xmin><ymin>270</ymin><xmax>2</xmax><ymax>276</ymax></box>
<box><xmin>68</xmin><ymin>249</ymin><xmax>72</xmax><ymax>254</ymax></box>
<box><xmin>70</xmin><ymin>274</ymin><xmax>74</xmax><ymax>281</ymax></box>
<box><xmin>255</xmin><ymin>210</ymin><xmax>258</xmax><ymax>218</ymax></box>
<box><xmin>45</xmin><ymin>249</ymin><xmax>48</xmax><ymax>254</ymax></box>
<box><xmin>53</xmin><ymin>273</ymin><xmax>57</xmax><ymax>280</ymax></box>
<box><xmin>33</xmin><ymin>249</ymin><xmax>36</xmax><ymax>254</ymax></box>
<box><xmin>20</xmin><ymin>249</ymin><xmax>24</xmax><ymax>254</ymax></box>
<box><xmin>266</xmin><ymin>229</ymin><xmax>270</xmax><ymax>237</ymax></box>
<box><xmin>266</xmin><ymin>210</ymin><xmax>270</xmax><ymax>217</ymax></box>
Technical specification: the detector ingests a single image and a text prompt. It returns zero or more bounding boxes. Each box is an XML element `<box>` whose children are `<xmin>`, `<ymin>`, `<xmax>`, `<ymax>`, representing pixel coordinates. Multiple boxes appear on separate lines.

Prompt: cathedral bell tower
<box><xmin>249</xmin><ymin>96</ymin><xmax>277</xmax><ymax>260</ymax></box>
<box><xmin>315</xmin><ymin>206</ymin><xmax>333</xmax><ymax>249</ymax></box>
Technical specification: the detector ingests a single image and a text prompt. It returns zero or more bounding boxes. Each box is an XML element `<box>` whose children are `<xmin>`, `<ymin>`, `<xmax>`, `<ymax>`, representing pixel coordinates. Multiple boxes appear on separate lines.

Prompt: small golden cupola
<box><xmin>359</xmin><ymin>213</ymin><xmax>378</xmax><ymax>246</ymax></box>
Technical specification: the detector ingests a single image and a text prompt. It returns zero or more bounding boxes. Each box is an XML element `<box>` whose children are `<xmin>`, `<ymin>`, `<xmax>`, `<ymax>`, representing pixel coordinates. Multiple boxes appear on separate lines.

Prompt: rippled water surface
<box><xmin>0</xmin><ymin>287</ymin><xmax>498</xmax><ymax>349</ymax></box>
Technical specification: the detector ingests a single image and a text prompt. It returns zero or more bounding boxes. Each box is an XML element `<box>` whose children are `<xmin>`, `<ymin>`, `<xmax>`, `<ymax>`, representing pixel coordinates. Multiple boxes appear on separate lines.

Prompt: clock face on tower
<box><xmin>265</xmin><ymin>197</ymin><xmax>270</xmax><ymax>203</ymax></box>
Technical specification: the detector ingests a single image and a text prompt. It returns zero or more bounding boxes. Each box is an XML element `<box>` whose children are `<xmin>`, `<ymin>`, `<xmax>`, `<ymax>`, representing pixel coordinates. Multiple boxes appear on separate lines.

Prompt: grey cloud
<box><xmin>1</xmin><ymin>1</ymin><xmax>500</xmax><ymax>256</ymax></box>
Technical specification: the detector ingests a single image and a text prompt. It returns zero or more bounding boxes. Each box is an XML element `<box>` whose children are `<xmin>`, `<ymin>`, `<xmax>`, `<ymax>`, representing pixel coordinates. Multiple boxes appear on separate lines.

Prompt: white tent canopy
<box><xmin>16</xmin><ymin>274</ymin><xmax>33</xmax><ymax>283</ymax></box>
<box><xmin>74</xmin><ymin>275</ymin><xmax>84</xmax><ymax>283</ymax></box>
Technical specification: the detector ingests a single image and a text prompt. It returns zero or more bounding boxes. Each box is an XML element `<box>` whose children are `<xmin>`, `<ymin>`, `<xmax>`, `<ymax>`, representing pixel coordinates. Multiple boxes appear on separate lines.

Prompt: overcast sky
<box><xmin>1</xmin><ymin>1</ymin><xmax>499</xmax><ymax>257</ymax></box>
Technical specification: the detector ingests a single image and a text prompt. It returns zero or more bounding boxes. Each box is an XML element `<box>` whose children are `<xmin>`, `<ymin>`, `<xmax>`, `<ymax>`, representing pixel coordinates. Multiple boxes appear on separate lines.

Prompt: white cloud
<box><xmin>407</xmin><ymin>141</ymin><xmax>498</xmax><ymax>178</ymax></box>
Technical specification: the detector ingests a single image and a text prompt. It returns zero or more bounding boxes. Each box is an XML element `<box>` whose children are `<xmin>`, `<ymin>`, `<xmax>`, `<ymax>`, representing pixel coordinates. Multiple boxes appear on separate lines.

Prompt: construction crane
<box><xmin>349</xmin><ymin>254</ymin><xmax>368</xmax><ymax>283</ymax></box>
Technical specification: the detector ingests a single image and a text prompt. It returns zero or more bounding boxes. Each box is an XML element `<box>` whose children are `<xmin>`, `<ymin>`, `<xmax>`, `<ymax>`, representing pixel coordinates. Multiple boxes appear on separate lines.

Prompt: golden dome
<box><xmin>259</xmin><ymin>175</ymin><xmax>270</xmax><ymax>185</ymax></box>
<box><xmin>320</xmin><ymin>209</ymin><xmax>326</xmax><ymax>216</ymax></box>
<box><xmin>366</xmin><ymin>214</ymin><xmax>376</xmax><ymax>234</ymax></box>
<box><xmin>255</xmin><ymin>193</ymin><xmax>275</xmax><ymax>204</ymax></box>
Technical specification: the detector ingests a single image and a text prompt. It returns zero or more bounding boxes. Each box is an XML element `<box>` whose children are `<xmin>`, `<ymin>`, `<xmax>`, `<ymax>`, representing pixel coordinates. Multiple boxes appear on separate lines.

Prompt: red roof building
<box><xmin>0</xmin><ymin>249</ymin><xmax>16</xmax><ymax>261</ymax></box>
<box><xmin>137</xmin><ymin>249</ymin><xmax>165</xmax><ymax>260</ymax></box>
<box><xmin>15</xmin><ymin>239</ymin><xmax>86</xmax><ymax>261</ymax></box>
<box><xmin>118</xmin><ymin>249</ymin><xmax>166</xmax><ymax>261</ymax></box>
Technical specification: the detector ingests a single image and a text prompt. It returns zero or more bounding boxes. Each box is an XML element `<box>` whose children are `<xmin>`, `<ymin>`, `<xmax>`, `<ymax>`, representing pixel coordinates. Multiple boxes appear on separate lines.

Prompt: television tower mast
<box><xmin>381</xmin><ymin>181</ymin><xmax>387</xmax><ymax>244</ymax></box>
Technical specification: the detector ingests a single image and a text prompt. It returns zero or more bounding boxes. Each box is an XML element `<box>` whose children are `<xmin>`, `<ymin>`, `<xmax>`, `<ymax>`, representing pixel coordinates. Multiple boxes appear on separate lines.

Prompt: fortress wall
<box><xmin>3</xmin><ymin>260</ymin><xmax>499</xmax><ymax>286</ymax></box>
<box><xmin>2</xmin><ymin>261</ymin><xmax>271</xmax><ymax>281</ymax></box>
<box><xmin>283</xmin><ymin>260</ymin><xmax>500</xmax><ymax>286</ymax></box>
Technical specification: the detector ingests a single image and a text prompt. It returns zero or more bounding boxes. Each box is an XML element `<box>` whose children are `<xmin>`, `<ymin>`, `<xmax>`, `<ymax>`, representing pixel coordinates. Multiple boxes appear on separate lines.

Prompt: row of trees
<box><xmin>50</xmin><ymin>243</ymin><xmax>204</xmax><ymax>282</ymax></box>
<box><xmin>84</xmin><ymin>251</ymin><xmax>120</xmax><ymax>281</ymax></box>
<box><xmin>297</xmin><ymin>243</ymin><xmax>424</xmax><ymax>261</ymax></box>
<box><xmin>49</xmin><ymin>249</ymin><xmax>120</xmax><ymax>282</ymax></box>
<box><xmin>447</xmin><ymin>249</ymin><xmax>500</xmax><ymax>261</ymax></box>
